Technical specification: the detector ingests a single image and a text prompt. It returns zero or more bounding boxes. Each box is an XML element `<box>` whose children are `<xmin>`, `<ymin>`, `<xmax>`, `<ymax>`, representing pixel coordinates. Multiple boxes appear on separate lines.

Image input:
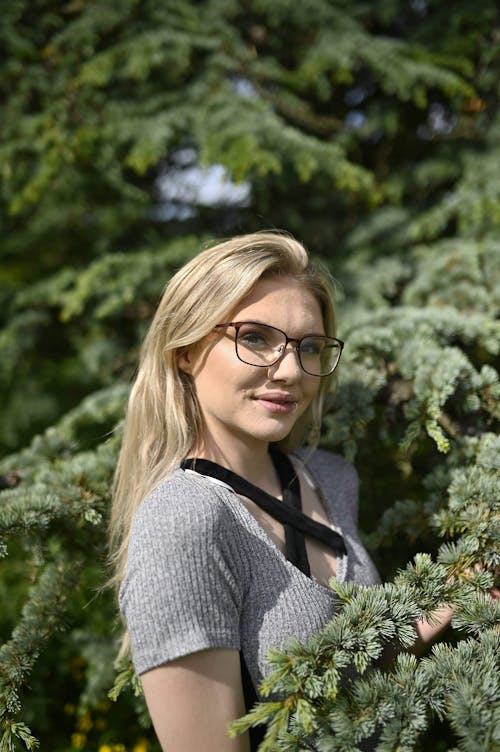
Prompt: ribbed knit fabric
<box><xmin>119</xmin><ymin>449</ymin><xmax>380</xmax><ymax>695</ymax></box>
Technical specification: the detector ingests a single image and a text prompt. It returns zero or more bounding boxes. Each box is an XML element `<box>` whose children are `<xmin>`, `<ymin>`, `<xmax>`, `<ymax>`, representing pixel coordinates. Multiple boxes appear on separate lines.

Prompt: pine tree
<box><xmin>1</xmin><ymin>1</ymin><xmax>498</xmax><ymax>749</ymax></box>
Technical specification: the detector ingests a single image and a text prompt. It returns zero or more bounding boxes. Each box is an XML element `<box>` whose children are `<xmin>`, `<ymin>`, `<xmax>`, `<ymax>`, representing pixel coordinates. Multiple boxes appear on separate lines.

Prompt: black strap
<box><xmin>239</xmin><ymin>654</ymin><xmax>266</xmax><ymax>749</ymax></box>
<box><xmin>180</xmin><ymin>453</ymin><xmax>346</xmax><ymax>558</ymax></box>
<box><xmin>272</xmin><ymin>448</ymin><xmax>311</xmax><ymax>576</ymax></box>
<box><xmin>180</xmin><ymin>449</ymin><xmax>345</xmax><ymax>751</ymax></box>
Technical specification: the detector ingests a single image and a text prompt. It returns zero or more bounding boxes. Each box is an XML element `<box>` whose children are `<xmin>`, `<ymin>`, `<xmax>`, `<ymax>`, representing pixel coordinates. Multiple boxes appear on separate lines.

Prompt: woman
<box><xmin>110</xmin><ymin>232</ymin><xmax>450</xmax><ymax>751</ymax></box>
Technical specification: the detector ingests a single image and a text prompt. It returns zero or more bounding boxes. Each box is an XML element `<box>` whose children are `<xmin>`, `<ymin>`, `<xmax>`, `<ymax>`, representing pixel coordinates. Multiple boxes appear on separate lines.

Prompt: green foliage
<box><xmin>1</xmin><ymin>0</ymin><xmax>499</xmax><ymax>749</ymax></box>
<box><xmin>0</xmin><ymin>237</ymin><xmax>200</xmax><ymax>451</ymax></box>
<box><xmin>230</xmin><ymin>568</ymin><xmax>499</xmax><ymax>751</ymax></box>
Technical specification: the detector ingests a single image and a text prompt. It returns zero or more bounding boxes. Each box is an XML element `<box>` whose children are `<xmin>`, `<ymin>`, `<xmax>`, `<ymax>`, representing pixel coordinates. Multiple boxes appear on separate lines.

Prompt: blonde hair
<box><xmin>109</xmin><ymin>231</ymin><xmax>338</xmax><ymax>594</ymax></box>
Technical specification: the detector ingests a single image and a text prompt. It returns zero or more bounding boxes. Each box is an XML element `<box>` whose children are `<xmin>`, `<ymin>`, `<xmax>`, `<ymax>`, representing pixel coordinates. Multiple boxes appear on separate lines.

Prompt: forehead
<box><xmin>229</xmin><ymin>276</ymin><xmax>324</xmax><ymax>333</ymax></box>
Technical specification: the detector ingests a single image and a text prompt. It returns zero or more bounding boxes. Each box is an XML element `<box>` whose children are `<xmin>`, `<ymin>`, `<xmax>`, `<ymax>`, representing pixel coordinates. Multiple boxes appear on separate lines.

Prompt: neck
<box><xmin>190</xmin><ymin>436</ymin><xmax>281</xmax><ymax>497</ymax></box>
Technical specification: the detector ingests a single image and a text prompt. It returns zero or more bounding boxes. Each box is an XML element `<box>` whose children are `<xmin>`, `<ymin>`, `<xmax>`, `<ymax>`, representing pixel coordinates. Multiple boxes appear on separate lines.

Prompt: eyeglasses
<box><xmin>215</xmin><ymin>321</ymin><xmax>344</xmax><ymax>377</ymax></box>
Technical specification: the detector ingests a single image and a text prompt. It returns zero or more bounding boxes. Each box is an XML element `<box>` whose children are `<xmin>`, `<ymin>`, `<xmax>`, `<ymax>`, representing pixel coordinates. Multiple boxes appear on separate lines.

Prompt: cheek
<box><xmin>304</xmin><ymin>376</ymin><xmax>321</xmax><ymax>402</ymax></box>
<box><xmin>193</xmin><ymin>347</ymin><xmax>254</xmax><ymax>396</ymax></box>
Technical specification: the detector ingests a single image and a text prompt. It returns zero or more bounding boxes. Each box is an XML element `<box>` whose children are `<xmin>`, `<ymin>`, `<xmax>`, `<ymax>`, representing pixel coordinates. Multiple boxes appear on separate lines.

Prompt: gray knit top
<box><xmin>120</xmin><ymin>449</ymin><xmax>380</xmax><ymax>696</ymax></box>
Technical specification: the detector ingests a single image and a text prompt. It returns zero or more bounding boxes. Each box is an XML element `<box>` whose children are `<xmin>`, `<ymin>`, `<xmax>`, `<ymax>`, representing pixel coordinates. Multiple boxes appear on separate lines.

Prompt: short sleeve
<box><xmin>119</xmin><ymin>474</ymin><xmax>245</xmax><ymax>675</ymax></box>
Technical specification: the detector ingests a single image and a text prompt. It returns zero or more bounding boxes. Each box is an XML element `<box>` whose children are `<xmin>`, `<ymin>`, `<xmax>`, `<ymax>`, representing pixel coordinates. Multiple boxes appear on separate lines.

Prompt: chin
<box><xmin>256</xmin><ymin>425</ymin><xmax>294</xmax><ymax>444</ymax></box>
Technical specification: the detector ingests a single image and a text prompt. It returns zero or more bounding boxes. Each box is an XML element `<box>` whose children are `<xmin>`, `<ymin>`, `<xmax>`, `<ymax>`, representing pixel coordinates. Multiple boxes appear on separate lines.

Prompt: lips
<box><xmin>253</xmin><ymin>393</ymin><xmax>298</xmax><ymax>414</ymax></box>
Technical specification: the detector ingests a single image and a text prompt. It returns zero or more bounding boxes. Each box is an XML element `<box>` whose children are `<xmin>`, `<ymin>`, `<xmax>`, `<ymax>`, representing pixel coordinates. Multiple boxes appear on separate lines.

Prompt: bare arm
<box><xmin>141</xmin><ymin>648</ymin><xmax>251</xmax><ymax>752</ymax></box>
<box><xmin>411</xmin><ymin>569</ymin><xmax>500</xmax><ymax>656</ymax></box>
<box><xmin>411</xmin><ymin>605</ymin><xmax>454</xmax><ymax>655</ymax></box>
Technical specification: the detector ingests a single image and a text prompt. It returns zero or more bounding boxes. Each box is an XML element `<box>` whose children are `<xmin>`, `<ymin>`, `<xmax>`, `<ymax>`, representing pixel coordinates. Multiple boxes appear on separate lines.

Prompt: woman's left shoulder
<box><xmin>293</xmin><ymin>447</ymin><xmax>358</xmax><ymax>484</ymax></box>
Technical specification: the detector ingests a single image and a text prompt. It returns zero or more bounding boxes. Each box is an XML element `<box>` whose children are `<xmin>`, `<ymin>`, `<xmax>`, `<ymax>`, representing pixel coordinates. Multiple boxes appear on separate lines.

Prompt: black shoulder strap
<box><xmin>180</xmin><ymin>453</ymin><xmax>346</xmax><ymax>558</ymax></box>
<box><xmin>271</xmin><ymin>448</ymin><xmax>310</xmax><ymax>576</ymax></box>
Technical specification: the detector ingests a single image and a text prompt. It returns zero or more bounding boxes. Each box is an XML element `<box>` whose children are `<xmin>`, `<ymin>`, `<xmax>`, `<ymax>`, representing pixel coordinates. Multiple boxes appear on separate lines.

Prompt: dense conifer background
<box><xmin>1</xmin><ymin>1</ymin><xmax>498</xmax><ymax>750</ymax></box>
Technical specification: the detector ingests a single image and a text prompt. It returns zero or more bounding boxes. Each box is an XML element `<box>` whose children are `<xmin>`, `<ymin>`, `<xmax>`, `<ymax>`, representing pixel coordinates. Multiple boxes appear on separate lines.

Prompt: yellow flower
<box><xmin>133</xmin><ymin>740</ymin><xmax>149</xmax><ymax>752</ymax></box>
<box><xmin>77</xmin><ymin>712</ymin><xmax>93</xmax><ymax>732</ymax></box>
<box><xmin>98</xmin><ymin>747</ymin><xmax>112</xmax><ymax>752</ymax></box>
<box><xmin>71</xmin><ymin>733</ymin><xmax>86</xmax><ymax>749</ymax></box>
<box><xmin>112</xmin><ymin>745</ymin><xmax>126</xmax><ymax>752</ymax></box>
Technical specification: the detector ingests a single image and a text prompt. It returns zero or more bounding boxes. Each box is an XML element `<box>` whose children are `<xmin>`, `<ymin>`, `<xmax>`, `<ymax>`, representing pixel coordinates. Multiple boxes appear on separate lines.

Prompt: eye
<box><xmin>238</xmin><ymin>326</ymin><xmax>272</xmax><ymax>350</ymax></box>
<box><xmin>300</xmin><ymin>337</ymin><xmax>325</xmax><ymax>356</ymax></box>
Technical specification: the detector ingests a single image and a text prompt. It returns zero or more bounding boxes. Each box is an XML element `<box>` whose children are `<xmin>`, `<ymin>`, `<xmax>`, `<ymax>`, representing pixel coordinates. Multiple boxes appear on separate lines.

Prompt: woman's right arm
<box><xmin>141</xmin><ymin>647</ymin><xmax>250</xmax><ymax>752</ymax></box>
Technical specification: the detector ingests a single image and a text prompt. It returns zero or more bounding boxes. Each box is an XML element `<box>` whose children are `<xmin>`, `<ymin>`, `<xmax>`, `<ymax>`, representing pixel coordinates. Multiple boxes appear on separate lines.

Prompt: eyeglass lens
<box><xmin>234</xmin><ymin>322</ymin><xmax>341</xmax><ymax>376</ymax></box>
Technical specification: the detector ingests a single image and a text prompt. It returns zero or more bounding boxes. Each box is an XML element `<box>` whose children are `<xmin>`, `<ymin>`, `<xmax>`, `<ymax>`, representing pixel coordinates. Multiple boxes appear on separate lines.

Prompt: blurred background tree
<box><xmin>0</xmin><ymin>1</ymin><xmax>498</xmax><ymax>750</ymax></box>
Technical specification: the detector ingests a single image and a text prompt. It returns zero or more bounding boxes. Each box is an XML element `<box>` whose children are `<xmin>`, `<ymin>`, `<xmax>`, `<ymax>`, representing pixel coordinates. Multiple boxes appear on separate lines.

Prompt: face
<box><xmin>178</xmin><ymin>276</ymin><xmax>325</xmax><ymax>457</ymax></box>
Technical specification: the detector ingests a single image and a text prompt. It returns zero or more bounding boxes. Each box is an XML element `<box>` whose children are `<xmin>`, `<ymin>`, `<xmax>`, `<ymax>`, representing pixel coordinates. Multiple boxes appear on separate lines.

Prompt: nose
<box><xmin>268</xmin><ymin>346</ymin><xmax>302</xmax><ymax>381</ymax></box>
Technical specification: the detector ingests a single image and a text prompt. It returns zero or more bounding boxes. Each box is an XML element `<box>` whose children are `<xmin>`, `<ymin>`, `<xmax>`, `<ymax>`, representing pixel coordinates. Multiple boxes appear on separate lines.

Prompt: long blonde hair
<box><xmin>109</xmin><ymin>231</ymin><xmax>338</xmax><ymax>591</ymax></box>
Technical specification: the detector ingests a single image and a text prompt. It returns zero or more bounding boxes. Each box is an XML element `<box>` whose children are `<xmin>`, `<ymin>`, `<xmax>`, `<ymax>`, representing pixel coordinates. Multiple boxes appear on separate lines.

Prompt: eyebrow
<box><xmin>232</xmin><ymin>319</ymin><xmax>327</xmax><ymax>338</ymax></box>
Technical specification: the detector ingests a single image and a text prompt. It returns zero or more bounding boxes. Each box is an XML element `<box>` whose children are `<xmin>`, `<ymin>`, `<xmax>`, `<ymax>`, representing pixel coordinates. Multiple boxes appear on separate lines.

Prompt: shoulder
<box><xmin>125</xmin><ymin>469</ymin><xmax>250</xmax><ymax>585</ymax></box>
<box><xmin>293</xmin><ymin>447</ymin><xmax>360</xmax><ymax>522</ymax></box>
<box><xmin>131</xmin><ymin>468</ymin><xmax>239</xmax><ymax>542</ymax></box>
<box><xmin>295</xmin><ymin>447</ymin><xmax>358</xmax><ymax>489</ymax></box>
<box><xmin>127</xmin><ymin>467</ymin><xmax>253</xmax><ymax>572</ymax></box>
<box><xmin>122</xmin><ymin>468</ymin><xmax>248</xmax><ymax>610</ymax></box>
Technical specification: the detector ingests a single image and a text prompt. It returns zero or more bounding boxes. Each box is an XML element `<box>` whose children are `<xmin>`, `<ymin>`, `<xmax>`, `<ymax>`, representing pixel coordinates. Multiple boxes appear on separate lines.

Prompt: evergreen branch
<box><xmin>0</xmin><ymin>557</ymin><xmax>81</xmax><ymax>750</ymax></box>
<box><xmin>0</xmin><ymin>722</ymin><xmax>39</xmax><ymax>752</ymax></box>
<box><xmin>108</xmin><ymin>660</ymin><xmax>143</xmax><ymax>702</ymax></box>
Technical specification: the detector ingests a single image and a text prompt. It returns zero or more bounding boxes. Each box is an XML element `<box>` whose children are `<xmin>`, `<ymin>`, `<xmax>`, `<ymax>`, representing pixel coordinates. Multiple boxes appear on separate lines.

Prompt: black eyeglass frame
<box><xmin>215</xmin><ymin>321</ymin><xmax>344</xmax><ymax>377</ymax></box>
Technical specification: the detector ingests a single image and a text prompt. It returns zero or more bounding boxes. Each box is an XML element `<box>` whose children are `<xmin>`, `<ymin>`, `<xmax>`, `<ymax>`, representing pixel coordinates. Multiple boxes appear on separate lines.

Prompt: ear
<box><xmin>177</xmin><ymin>347</ymin><xmax>192</xmax><ymax>374</ymax></box>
